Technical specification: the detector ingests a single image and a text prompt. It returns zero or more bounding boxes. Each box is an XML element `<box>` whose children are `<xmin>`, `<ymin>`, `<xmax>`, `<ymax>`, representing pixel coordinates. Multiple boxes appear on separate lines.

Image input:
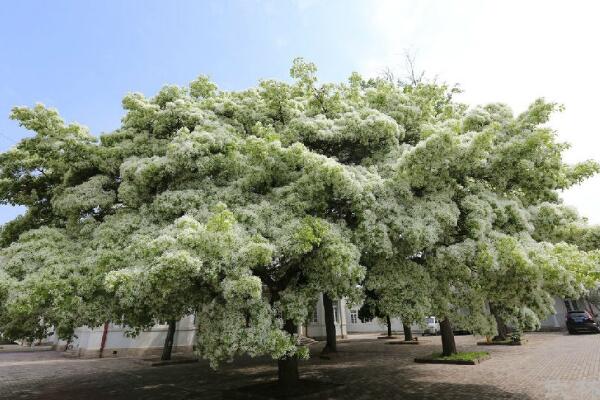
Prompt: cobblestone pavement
<box><xmin>1</xmin><ymin>332</ymin><xmax>599</xmax><ymax>399</ymax></box>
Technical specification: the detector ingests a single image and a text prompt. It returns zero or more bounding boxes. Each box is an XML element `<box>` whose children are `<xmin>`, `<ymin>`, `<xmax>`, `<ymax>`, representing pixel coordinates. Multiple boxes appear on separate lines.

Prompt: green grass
<box><xmin>430</xmin><ymin>351</ymin><xmax>489</xmax><ymax>361</ymax></box>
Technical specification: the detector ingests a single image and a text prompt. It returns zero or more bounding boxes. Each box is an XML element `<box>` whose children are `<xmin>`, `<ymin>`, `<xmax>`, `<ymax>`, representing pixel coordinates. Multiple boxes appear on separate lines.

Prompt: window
<box><xmin>568</xmin><ymin>311</ymin><xmax>589</xmax><ymax>319</ymax></box>
<box><xmin>312</xmin><ymin>308</ymin><xmax>318</xmax><ymax>323</ymax></box>
<box><xmin>565</xmin><ymin>299</ymin><xmax>581</xmax><ymax>312</ymax></box>
<box><xmin>350</xmin><ymin>310</ymin><xmax>358</xmax><ymax>324</ymax></box>
<box><xmin>571</xmin><ymin>300</ymin><xmax>580</xmax><ymax>310</ymax></box>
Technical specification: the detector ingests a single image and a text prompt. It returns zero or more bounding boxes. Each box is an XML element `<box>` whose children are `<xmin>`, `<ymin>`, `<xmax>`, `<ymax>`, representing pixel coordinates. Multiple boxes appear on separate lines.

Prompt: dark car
<box><xmin>566</xmin><ymin>311</ymin><xmax>600</xmax><ymax>334</ymax></box>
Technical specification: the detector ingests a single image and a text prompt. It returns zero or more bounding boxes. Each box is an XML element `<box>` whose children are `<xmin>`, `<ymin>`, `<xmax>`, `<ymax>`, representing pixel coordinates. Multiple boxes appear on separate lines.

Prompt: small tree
<box><xmin>358</xmin><ymin>289</ymin><xmax>392</xmax><ymax>337</ymax></box>
<box><xmin>363</xmin><ymin>260</ymin><xmax>432</xmax><ymax>341</ymax></box>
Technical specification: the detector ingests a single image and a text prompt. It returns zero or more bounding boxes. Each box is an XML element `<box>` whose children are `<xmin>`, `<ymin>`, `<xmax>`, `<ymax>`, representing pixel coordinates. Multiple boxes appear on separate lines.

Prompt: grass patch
<box><xmin>415</xmin><ymin>351</ymin><xmax>490</xmax><ymax>365</ymax></box>
<box><xmin>431</xmin><ymin>351</ymin><xmax>489</xmax><ymax>361</ymax></box>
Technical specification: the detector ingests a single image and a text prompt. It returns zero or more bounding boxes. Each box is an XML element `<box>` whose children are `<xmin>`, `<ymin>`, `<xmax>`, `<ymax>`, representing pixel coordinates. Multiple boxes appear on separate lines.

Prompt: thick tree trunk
<box><xmin>493</xmin><ymin>314</ymin><xmax>508</xmax><ymax>341</ymax></box>
<box><xmin>403</xmin><ymin>323</ymin><xmax>413</xmax><ymax>341</ymax></box>
<box><xmin>322</xmin><ymin>293</ymin><xmax>337</xmax><ymax>353</ymax></box>
<box><xmin>440</xmin><ymin>317</ymin><xmax>457</xmax><ymax>356</ymax></box>
<box><xmin>161</xmin><ymin>319</ymin><xmax>177</xmax><ymax>361</ymax></box>
<box><xmin>490</xmin><ymin>303</ymin><xmax>508</xmax><ymax>341</ymax></box>
<box><xmin>278</xmin><ymin>320</ymin><xmax>299</xmax><ymax>387</ymax></box>
<box><xmin>386</xmin><ymin>316</ymin><xmax>392</xmax><ymax>337</ymax></box>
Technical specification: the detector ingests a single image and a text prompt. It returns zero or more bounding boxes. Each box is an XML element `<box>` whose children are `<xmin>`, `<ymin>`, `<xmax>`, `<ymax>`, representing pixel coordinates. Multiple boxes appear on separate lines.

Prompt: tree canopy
<box><xmin>1</xmin><ymin>58</ymin><xmax>599</xmax><ymax>376</ymax></box>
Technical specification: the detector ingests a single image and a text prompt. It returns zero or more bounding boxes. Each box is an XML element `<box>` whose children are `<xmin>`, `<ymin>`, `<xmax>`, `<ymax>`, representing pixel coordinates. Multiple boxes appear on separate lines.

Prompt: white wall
<box><xmin>60</xmin><ymin>315</ymin><xmax>197</xmax><ymax>357</ymax></box>
<box><xmin>305</xmin><ymin>294</ymin><xmax>347</xmax><ymax>339</ymax></box>
<box><xmin>539</xmin><ymin>296</ymin><xmax>600</xmax><ymax>330</ymax></box>
<box><xmin>344</xmin><ymin>307</ymin><xmax>423</xmax><ymax>334</ymax></box>
<box><xmin>305</xmin><ymin>294</ymin><xmax>425</xmax><ymax>337</ymax></box>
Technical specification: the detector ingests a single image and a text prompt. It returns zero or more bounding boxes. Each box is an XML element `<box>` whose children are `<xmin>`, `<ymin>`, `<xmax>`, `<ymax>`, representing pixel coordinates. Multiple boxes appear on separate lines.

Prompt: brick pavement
<box><xmin>0</xmin><ymin>332</ymin><xmax>599</xmax><ymax>399</ymax></box>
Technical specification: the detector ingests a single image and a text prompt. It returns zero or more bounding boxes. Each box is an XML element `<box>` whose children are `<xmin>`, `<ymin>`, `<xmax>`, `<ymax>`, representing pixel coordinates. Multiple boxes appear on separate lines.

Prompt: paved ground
<box><xmin>1</xmin><ymin>332</ymin><xmax>599</xmax><ymax>399</ymax></box>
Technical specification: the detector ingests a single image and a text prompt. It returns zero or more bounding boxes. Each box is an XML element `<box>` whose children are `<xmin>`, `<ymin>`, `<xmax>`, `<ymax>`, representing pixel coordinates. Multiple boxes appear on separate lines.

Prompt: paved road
<box><xmin>0</xmin><ymin>332</ymin><xmax>599</xmax><ymax>399</ymax></box>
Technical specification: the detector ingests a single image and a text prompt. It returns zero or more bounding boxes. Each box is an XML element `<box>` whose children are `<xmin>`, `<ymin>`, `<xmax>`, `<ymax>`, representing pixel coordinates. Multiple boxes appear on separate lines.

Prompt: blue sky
<box><xmin>1</xmin><ymin>1</ymin><xmax>600</xmax><ymax>224</ymax></box>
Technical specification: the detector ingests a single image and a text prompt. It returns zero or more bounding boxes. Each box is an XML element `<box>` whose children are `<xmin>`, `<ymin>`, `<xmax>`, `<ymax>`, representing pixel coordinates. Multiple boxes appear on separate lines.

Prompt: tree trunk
<box><xmin>386</xmin><ymin>316</ymin><xmax>392</xmax><ymax>337</ymax></box>
<box><xmin>277</xmin><ymin>320</ymin><xmax>299</xmax><ymax>387</ymax></box>
<box><xmin>490</xmin><ymin>304</ymin><xmax>508</xmax><ymax>341</ymax></box>
<box><xmin>403</xmin><ymin>323</ymin><xmax>413</xmax><ymax>341</ymax></box>
<box><xmin>99</xmin><ymin>321</ymin><xmax>109</xmax><ymax>358</ymax></box>
<box><xmin>322</xmin><ymin>293</ymin><xmax>337</xmax><ymax>353</ymax></box>
<box><xmin>64</xmin><ymin>337</ymin><xmax>71</xmax><ymax>352</ymax></box>
<box><xmin>161</xmin><ymin>319</ymin><xmax>177</xmax><ymax>361</ymax></box>
<box><xmin>493</xmin><ymin>314</ymin><xmax>508</xmax><ymax>341</ymax></box>
<box><xmin>440</xmin><ymin>317</ymin><xmax>457</xmax><ymax>356</ymax></box>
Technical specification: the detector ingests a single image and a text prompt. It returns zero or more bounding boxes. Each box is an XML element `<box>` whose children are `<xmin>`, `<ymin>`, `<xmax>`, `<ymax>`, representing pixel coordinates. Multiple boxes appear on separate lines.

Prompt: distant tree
<box><xmin>424</xmin><ymin>100</ymin><xmax>599</xmax><ymax>354</ymax></box>
<box><xmin>363</xmin><ymin>260</ymin><xmax>432</xmax><ymax>341</ymax></box>
<box><xmin>358</xmin><ymin>289</ymin><xmax>393</xmax><ymax>337</ymax></box>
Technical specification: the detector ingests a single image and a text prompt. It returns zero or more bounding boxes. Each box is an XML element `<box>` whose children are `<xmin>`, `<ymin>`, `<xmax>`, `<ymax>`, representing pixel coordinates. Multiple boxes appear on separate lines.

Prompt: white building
<box><xmin>55</xmin><ymin>315</ymin><xmax>197</xmax><ymax>358</ymax></box>
<box><xmin>304</xmin><ymin>294</ymin><xmax>411</xmax><ymax>339</ymax></box>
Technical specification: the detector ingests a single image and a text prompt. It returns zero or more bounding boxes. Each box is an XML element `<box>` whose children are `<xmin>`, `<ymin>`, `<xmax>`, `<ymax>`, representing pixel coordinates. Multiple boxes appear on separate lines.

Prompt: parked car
<box><xmin>566</xmin><ymin>310</ymin><xmax>600</xmax><ymax>334</ymax></box>
<box><xmin>423</xmin><ymin>316</ymin><xmax>440</xmax><ymax>335</ymax></box>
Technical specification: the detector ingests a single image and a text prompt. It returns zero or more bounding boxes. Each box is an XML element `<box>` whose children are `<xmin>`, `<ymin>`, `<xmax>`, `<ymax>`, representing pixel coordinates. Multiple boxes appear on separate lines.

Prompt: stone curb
<box><xmin>387</xmin><ymin>340</ymin><xmax>423</xmax><ymax>345</ymax></box>
<box><xmin>414</xmin><ymin>354</ymin><xmax>490</xmax><ymax>365</ymax></box>
<box><xmin>133</xmin><ymin>358</ymin><xmax>199</xmax><ymax>367</ymax></box>
<box><xmin>0</xmin><ymin>345</ymin><xmax>54</xmax><ymax>353</ymax></box>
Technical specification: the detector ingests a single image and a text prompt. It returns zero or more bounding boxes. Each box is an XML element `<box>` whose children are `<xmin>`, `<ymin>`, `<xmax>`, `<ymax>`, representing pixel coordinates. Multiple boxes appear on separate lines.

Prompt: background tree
<box><xmin>0</xmin><ymin>105</ymin><xmax>99</xmax><ymax>247</ymax></box>
<box><xmin>358</xmin><ymin>289</ymin><xmax>393</xmax><ymax>337</ymax></box>
<box><xmin>364</xmin><ymin>259</ymin><xmax>432</xmax><ymax>341</ymax></box>
<box><xmin>422</xmin><ymin>100</ymin><xmax>600</xmax><ymax>355</ymax></box>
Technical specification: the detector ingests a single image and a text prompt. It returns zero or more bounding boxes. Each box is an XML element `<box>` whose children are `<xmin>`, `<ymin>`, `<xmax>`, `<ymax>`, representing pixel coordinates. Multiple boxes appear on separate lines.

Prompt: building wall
<box><xmin>58</xmin><ymin>315</ymin><xmax>196</xmax><ymax>358</ymax></box>
<box><xmin>345</xmin><ymin>311</ymin><xmax>406</xmax><ymax>333</ymax></box>
<box><xmin>539</xmin><ymin>296</ymin><xmax>599</xmax><ymax>330</ymax></box>
<box><xmin>305</xmin><ymin>294</ymin><xmax>423</xmax><ymax>338</ymax></box>
<box><xmin>310</xmin><ymin>294</ymin><xmax>595</xmax><ymax>336</ymax></box>
<box><xmin>52</xmin><ymin>294</ymin><xmax>595</xmax><ymax>358</ymax></box>
<box><xmin>305</xmin><ymin>294</ymin><xmax>348</xmax><ymax>339</ymax></box>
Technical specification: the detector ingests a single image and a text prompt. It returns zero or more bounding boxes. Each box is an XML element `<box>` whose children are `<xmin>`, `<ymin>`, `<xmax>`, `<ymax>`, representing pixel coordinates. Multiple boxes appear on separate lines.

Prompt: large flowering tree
<box><xmin>1</xmin><ymin>61</ymin><xmax>369</xmax><ymax>384</ymax></box>
<box><xmin>340</xmin><ymin>79</ymin><xmax>600</xmax><ymax>354</ymax></box>
<box><xmin>421</xmin><ymin>101</ymin><xmax>599</xmax><ymax>354</ymax></box>
<box><xmin>1</xmin><ymin>58</ymin><xmax>599</xmax><ymax>384</ymax></box>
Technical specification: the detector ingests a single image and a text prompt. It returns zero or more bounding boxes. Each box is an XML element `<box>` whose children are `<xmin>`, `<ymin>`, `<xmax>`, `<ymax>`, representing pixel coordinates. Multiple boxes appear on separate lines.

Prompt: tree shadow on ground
<box><xmin>0</xmin><ymin>342</ymin><xmax>536</xmax><ymax>400</ymax></box>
